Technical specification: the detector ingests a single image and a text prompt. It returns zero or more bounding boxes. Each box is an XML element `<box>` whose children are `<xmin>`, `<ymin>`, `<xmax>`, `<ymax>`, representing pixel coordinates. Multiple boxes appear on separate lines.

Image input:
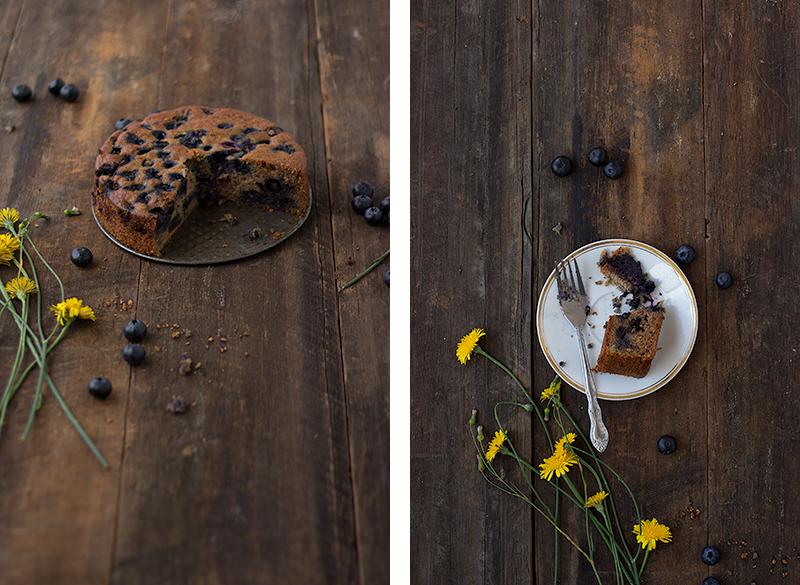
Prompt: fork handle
<box><xmin>576</xmin><ymin>329</ymin><xmax>609</xmax><ymax>452</ymax></box>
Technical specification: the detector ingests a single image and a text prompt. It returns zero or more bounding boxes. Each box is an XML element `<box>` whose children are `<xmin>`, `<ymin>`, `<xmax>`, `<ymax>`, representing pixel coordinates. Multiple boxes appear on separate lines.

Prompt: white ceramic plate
<box><xmin>535</xmin><ymin>239</ymin><xmax>698</xmax><ymax>401</ymax></box>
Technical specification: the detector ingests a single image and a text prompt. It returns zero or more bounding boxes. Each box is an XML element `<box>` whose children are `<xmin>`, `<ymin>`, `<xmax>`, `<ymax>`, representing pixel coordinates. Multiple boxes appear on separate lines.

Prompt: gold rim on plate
<box><xmin>535</xmin><ymin>238</ymin><xmax>698</xmax><ymax>401</ymax></box>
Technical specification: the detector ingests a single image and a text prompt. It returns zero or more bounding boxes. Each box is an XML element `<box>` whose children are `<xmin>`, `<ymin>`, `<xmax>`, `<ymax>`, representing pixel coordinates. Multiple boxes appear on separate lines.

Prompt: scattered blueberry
<box><xmin>59</xmin><ymin>84</ymin><xmax>80</xmax><ymax>102</ymax></box>
<box><xmin>715</xmin><ymin>271</ymin><xmax>732</xmax><ymax>289</ymax></box>
<box><xmin>383</xmin><ymin>270</ymin><xmax>390</xmax><ymax>287</ymax></box>
<box><xmin>603</xmin><ymin>160</ymin><xmax>624</xmax><ymax>179</ymax></box>
<box><xmin>70</xmin><ymin>246</ymin><xmax>93</xmax><ymax>268</ymax></box>
<box><xmin>379</xmin><ymin>196</ymin><xmax>390</xmax><ymax>214</ymax></box>
<box><xmin>656</xmin><ymin>435</ymin><xmax>677</xmax><ymax>455</ymax></box>
<box><xmin>588</xmin><ymin>147</ymin><xmax>608</xmax><ymax>167</ymax></box>
<box><xmin>675</xmin><ymin>244</ymin><xmax>696</xmax><ymax>265</ymax></box>
<box><xmin>364</xmin><ymin>207</ymin><xmax>383</xmax><ymax>225</ymax></box>
<box><xmin>122</xmin><ymin>344</ymin><xmax>146</xmax><ymax>366</ymax></box>
<box><xmin>643</xmin><ymin>280</ymin><xmax>656</xmax><ymax>293</ymax></box>
<box><xmin>115</xmin><ymin>118</ymin><xmax>133</xmax><ymax>130</ymax></box>
<box><xmin>87</xmin><ymin>377</ymin><xmax>112</xmax><ymax>400</ymax></box>
<box><xmin>352</xmin><ymin>194</ymin><xmax>373</xmax><ymax>215</ymax></box>
<box><xmin>701</xmin><ymin>546</ymin><xmax>721</xmax><ymax>566</ymax></box>
<box><xmin>123</xmin><ymin>319</ymin><xmax>147</xmax><ymax>342</ymax></box>
<box><xmin>11</xmin><ymin>84</ymin><xmax>32</xmax><ymax>102</ymax></box>
<box><xmin>550</xmin><ymin>156</ymin><xmax>573</xmax><ymax>177</ymax></box>
<box><xmin>47</xmin><ymin>78</ymin><xmax>65</xmax><ymax>96</ymax></box>
<box><xmin>702</xmin><ymin>578</ymin><xmax>721</xmax><ymax>585</ymax></box>
<box><xmin>352</xmin><ymin>181</ymin><xmax>374</xmax><ymax>199</ymax></box>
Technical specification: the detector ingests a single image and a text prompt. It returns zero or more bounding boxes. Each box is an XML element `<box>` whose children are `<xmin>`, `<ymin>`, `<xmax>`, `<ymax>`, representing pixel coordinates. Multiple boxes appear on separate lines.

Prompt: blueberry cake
<box><xmin>594</xmin><ymin>307</ymin><xmax>665</xmax><ymax>378</ymax></box>
<box><xmin>93</xmin><ymin>106</ymin><xmax>309</xmax><ymax>256</ymax></box>
<box><xmin>594</xmin><ymin>246</ymin><xmax>665</xmax><ymax>377</ymax></box>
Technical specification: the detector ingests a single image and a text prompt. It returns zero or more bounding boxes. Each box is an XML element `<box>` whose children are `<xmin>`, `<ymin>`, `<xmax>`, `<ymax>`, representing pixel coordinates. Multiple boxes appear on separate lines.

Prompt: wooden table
<box><xmin>412</xmin><ymin>1</ymin><xmax>797</xmax><ymax>584</ymax></box>
<box><xmin>0</xmin><ymin>1</ymin><xmax>388</xmax><ymax>583</ymax></box>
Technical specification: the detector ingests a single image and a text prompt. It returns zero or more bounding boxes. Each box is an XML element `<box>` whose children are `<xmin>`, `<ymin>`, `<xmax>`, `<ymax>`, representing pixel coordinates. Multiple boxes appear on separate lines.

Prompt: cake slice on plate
<box><xmin>594</xmin><ymin>306</ymin><xmax>665</xmax><ymax>378</ymax></box>
<box><xmin>594</xmin><ymin>246</ymin><xmax>665</xmax><ymax>378</ymax></box>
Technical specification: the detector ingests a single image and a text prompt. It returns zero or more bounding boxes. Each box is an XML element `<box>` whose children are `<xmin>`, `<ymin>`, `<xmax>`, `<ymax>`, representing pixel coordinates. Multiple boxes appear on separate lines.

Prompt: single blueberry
<box><xmin>715</xmin><ymin>271</ymin><xmax>732</xmax><ymax>289</ymax></box>
<box><xmin>47</xmin><ymin>78</ymin><xmax>65</xmax><ymax>96</ymax></box>
<box><xmin>656</xmin><ymin>435</ymin><xmax>677</xmax><ymax>455</ymax></box>
<box><xmin>603</xmin><ymin>160</ymin><xmax>624</xmax><ymax>179</ymax></box>
<box><xmin>352</xmin><ymin>194</ymin><xmax>373</xmax><ymax>215</ymax></box>
<box><xmin>87</xmin><ymin>377</ymin><xmax>112</xmax><ymax>400</ymax></box>
<box><xmin>59</xmin><ymin>84</ymin><xmax>80</xmax><ymax>102</ymax></box>
<box><xmin>70</xmin><ymin>247</ymin><xmax>93</xmax><ymax>268</ymax></box>
<box><xmin>588</xmin><ymin>147</ymin><xmax>608</xmax><ymax>167</ymax></box>
<box><xmin>702</xmin><ymin>578</ymin><xmax>721</xmax><ymax>585</ymax></box>
<box><xmin>701</xmin><ymin>546</ymin><xmax>721</xmax><ymax>566</ymax></box>
<box><xmin>550</xmin><ymin>156</ymin><xmax>573</xmax><ymax>177</ymax></box>
<box><xmin>675</xmin><ymin>244</ymin><xmax>696</xmax><ymax>265</ymax></box>
<box><xmin>379</xmin><ymin>196</ymin><xmax>390</xmax><ymax>214</ymax></box>
<box><xmin>122</xmin><ymin>344</ymin><xmax>146</xmax><ymax>366</ymax></box>
<box><xmin>352</xmin><ymin>181</ymin><xmax>374</xmax><ymax>198</ymax></box>
<box><xmin>115</xmin><ymin>118</ymin><xmax>133</xmax><ymax>130</ymax></box>
<box><xmin>123</xmin><ymin>319</ymin><xmax>147</xmax><ymax>342</ymax></box>
<box><xmin>11</xmin><ymin>84</ymin><xmax>32</xmax><ymax>102</ymax></box>
<box><xmin>643</xmin><ymin>280</ymin><xmax>656</xmax><ymax>294</ymax></box>
<box><xmin>364</xmin><ymin>206</ymin><xmax>384</xmax><ymax>225</ymax></box>
<box><xmin>383</xmin><ymin>270</ymin><xmax>390</xmax><ymax>287</ymax></box>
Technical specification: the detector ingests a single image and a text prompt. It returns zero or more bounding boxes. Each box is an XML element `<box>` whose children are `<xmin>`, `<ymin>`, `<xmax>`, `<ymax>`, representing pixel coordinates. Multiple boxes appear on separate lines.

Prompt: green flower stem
<box><xmin>557</xmin><ymin>401</ymin><xmax>637</xmax><ymax>559</ymax></box>
<box><xmin>0</xmin><ymin>300</ymin><xmax>29</xmax><ymax>430</ymax></box>
<box><xmin>340</xmin><ymin>248</ymin><xmax>389</xmax><ymax>291</ymax></box>
<box><xmin>24</xmin><ymin>233</ymin><xmax>65</xmax><ymax>300</ymax></box>
<box><xmin>21</xmin><ymin>335</ymin><xmax>107</xmax><ymax>468</ymax></box>
<box><xmin>475</xmin><ymin>346</ymin><xmax>562</xmax><ymax>582</ymax></box>
<box><xmin>638</xmin><ymin>549</ymin><xmax>649</xmax><ymax>576</ymax></box>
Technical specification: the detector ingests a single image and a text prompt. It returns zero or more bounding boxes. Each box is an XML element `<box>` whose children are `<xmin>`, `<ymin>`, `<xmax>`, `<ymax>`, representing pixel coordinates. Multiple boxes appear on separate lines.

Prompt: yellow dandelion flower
<box><xmin>633</xmin><ymin>518</ymin><xmax>672</xmax><ymax>551</ymax></box>
<box><xmin>0</xmin><ymin>233</ymin><xmax>21</xmax><ymax>265</ymax></box>
<box><xmin>539</xmin><ymin>444</ymin><xmax>579</xmax><ymax>481</ymax></box>
<box><xmin>485</xmin><ymin>429</ymin><xmax>506</xmax><ymax>462</ymax></box>
<box><xmin>540</xmin><ymin>379</ymin><xmax>561</xmax><ymax>401</ymax></box>
<box><xmin>585</xmin><ymin>491</ymin><xmax>608</xmax><ymax>509</ymax></box>
<box><xmin>51</xmin><ymin>297</ymin><xmax>96</xmax><ymax>326</ymax></box>
<box><xmin>555</xmin><ymin>432</ymin><xmax>577</xmax><ymax>451</ymax></box>
<box><xmin>5</xmin><ymin>276</ymin><xmax>37</xmax><ymax>299</ymax></box>
<box><xmin>0</xmin><ymin>207</ymin><xmax>19</xmax><ymax>228</ymax></box>
<box><xmin>456</xmin><ymin>328</ymin><xmax>485</xmax><ymax>365</ymax></box>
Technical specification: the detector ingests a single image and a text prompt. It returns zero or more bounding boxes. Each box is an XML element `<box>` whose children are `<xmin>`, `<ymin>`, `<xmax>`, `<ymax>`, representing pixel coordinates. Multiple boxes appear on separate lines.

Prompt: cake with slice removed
<box><xmin>93</xmin><ymin>106</ymin><xmax>309</xmax><ymax>256</ymax></box>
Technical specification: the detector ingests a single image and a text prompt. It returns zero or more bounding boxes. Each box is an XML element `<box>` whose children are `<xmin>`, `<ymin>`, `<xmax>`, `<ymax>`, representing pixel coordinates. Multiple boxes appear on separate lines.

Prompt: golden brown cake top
<box><xmin>94</xmin><ymin>106</ymin><xmax>307</xmax><ymax>217</ymax></box>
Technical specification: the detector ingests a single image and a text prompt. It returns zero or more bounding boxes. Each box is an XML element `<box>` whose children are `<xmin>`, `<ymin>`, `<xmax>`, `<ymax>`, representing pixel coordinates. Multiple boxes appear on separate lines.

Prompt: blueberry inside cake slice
<box><xmin>594</xmin><ymin>307</ymin><xmax>665</xmax><ymax>378</ymax></box>
<box><xmin>93</xmin><ymin>106</ymin><xmax>309</xmax><ymax>256</ymax></box>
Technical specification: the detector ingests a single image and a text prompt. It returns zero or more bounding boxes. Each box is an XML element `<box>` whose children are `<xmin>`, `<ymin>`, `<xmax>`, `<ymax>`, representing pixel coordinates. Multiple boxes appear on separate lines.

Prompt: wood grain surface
<box><xmin>0</xmin><ymin>1</ymin><xmax>388</xmax><ymax>584</ymax></box>
<box><xmin>412</xmin><ymin>1</ymin><xmax>797</xmax><ymax>584</ymax></box>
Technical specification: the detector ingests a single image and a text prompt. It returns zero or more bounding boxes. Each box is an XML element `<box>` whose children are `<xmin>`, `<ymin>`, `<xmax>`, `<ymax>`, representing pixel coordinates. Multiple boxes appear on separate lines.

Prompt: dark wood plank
<box><xmin>109</xmin><ymin>1</ymin><xmax>359</xmax><ymax>584</ymax></box>
<box><xmin>411</xmin><ymin>0</ymin><xmax>534</xmax><ymax>583</ymax></box>
<box><xmin>532</xmin><ymin>3</ymin><xmax>709</xmax><ymax>583</ymax></box>
<box><xmin>703</xmin><ymin>2</ymin><xmax>800</xmax><ymax>582</ymax></box>
<box><xmin>0</xmin><ymin>1</ymin><xmax>167</xmax><ymax>583</ymax></box>
<box><xmin>312</xmin><ymin>0</ymin><xmax>390</xmax><ymax>582</ymax></box>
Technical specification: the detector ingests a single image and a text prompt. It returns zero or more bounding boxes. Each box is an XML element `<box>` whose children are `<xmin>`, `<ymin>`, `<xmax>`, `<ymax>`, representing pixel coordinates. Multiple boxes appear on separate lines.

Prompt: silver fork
<box><xmin>555</xmin><ymin>258</ymin><xmax>609</xmax><ymax>452</ymax></box>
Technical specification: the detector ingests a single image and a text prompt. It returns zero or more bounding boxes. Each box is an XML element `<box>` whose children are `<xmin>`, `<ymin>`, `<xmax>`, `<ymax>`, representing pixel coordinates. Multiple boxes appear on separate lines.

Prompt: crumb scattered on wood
<box><xmin>219</xmin><ymin>213</ymin><xmax>239</xmax><ymax>224</ymax></box>
<box><xmin>247</xmin><ymin>227</ymin><xmax>262</xmax><ymax>240</ymax></box>
<box><xmin>552</xmin><ymin>222</ymin><xmax>563</xmax><ymax>235</ymax></box>
<box><xmin>166</xmin><ymin>396</ymin><xmax>189</xmax><ymax>414</ymax></box>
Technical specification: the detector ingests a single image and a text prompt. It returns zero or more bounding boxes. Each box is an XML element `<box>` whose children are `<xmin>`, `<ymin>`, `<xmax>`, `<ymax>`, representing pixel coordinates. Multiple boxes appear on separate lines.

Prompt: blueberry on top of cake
<box><xmin>93</xmin><ymin>106</ymin><xmax>309</xmax><ymax>256</ymax></box>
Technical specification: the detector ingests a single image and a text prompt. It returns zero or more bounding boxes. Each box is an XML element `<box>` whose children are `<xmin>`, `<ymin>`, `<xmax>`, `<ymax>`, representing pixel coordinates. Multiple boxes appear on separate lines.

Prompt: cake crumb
<box><xmin>219</xmin><ymin>213</ymin><xmax>239</xmax><ymax>225</ymax></box>
<box><xmin>167</xmin><ymin>396</ymin><xmax>189</xmax><ymax>414</ymax></box>
<box><xmin>178</xmin><ymin>353</ymin><xmax>194</xmax><ymax>375</ymax></box>
<box><xmin>247</xmin><ymin>227</ymin><xmax>262</xmax><ymax>240</ymax></box>
<box><xmin>552</xmin><ymin>222</ymin><xmax>563</xmax><ymax>235</ymax></box>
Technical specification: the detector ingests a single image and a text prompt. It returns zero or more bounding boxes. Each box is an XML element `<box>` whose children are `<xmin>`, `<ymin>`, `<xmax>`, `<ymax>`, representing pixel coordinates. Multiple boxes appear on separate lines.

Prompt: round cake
<box><xmin>93</xmin><ymin>106</ymin><xmax>309</xmax><ymax>256</ymax></box>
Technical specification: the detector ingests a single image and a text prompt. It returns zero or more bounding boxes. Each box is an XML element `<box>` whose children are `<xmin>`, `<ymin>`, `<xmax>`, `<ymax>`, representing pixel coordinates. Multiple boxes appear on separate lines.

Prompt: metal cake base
<box><xmin>93</xmin><ymin>188</ymin><xmax>312</xmax><ymax>265</ymax></box>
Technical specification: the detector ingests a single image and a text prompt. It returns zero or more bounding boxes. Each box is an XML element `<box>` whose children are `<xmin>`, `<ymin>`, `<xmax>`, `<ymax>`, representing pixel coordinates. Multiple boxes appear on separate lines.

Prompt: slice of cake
<box><xmin>598</xmin><ymin>246</ymin><xmax>646</xmax><ymax>293</ymax></box>
<box><xmin>93</xmin><ymin>106</ymin><xmax>309</xmax><ymax>256</ymax></box>
<box><xmin>594</xmin><ymin>307</ymin><xmax>665</xmax><ymax>378</ymax></box>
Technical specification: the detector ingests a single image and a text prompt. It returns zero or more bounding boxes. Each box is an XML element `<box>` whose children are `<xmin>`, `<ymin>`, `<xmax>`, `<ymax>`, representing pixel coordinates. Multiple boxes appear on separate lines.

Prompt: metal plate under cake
<box><xmin>94</xmin><ymin>189</ymin><xmax>312</xmax><ymax>265</ymax></box>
